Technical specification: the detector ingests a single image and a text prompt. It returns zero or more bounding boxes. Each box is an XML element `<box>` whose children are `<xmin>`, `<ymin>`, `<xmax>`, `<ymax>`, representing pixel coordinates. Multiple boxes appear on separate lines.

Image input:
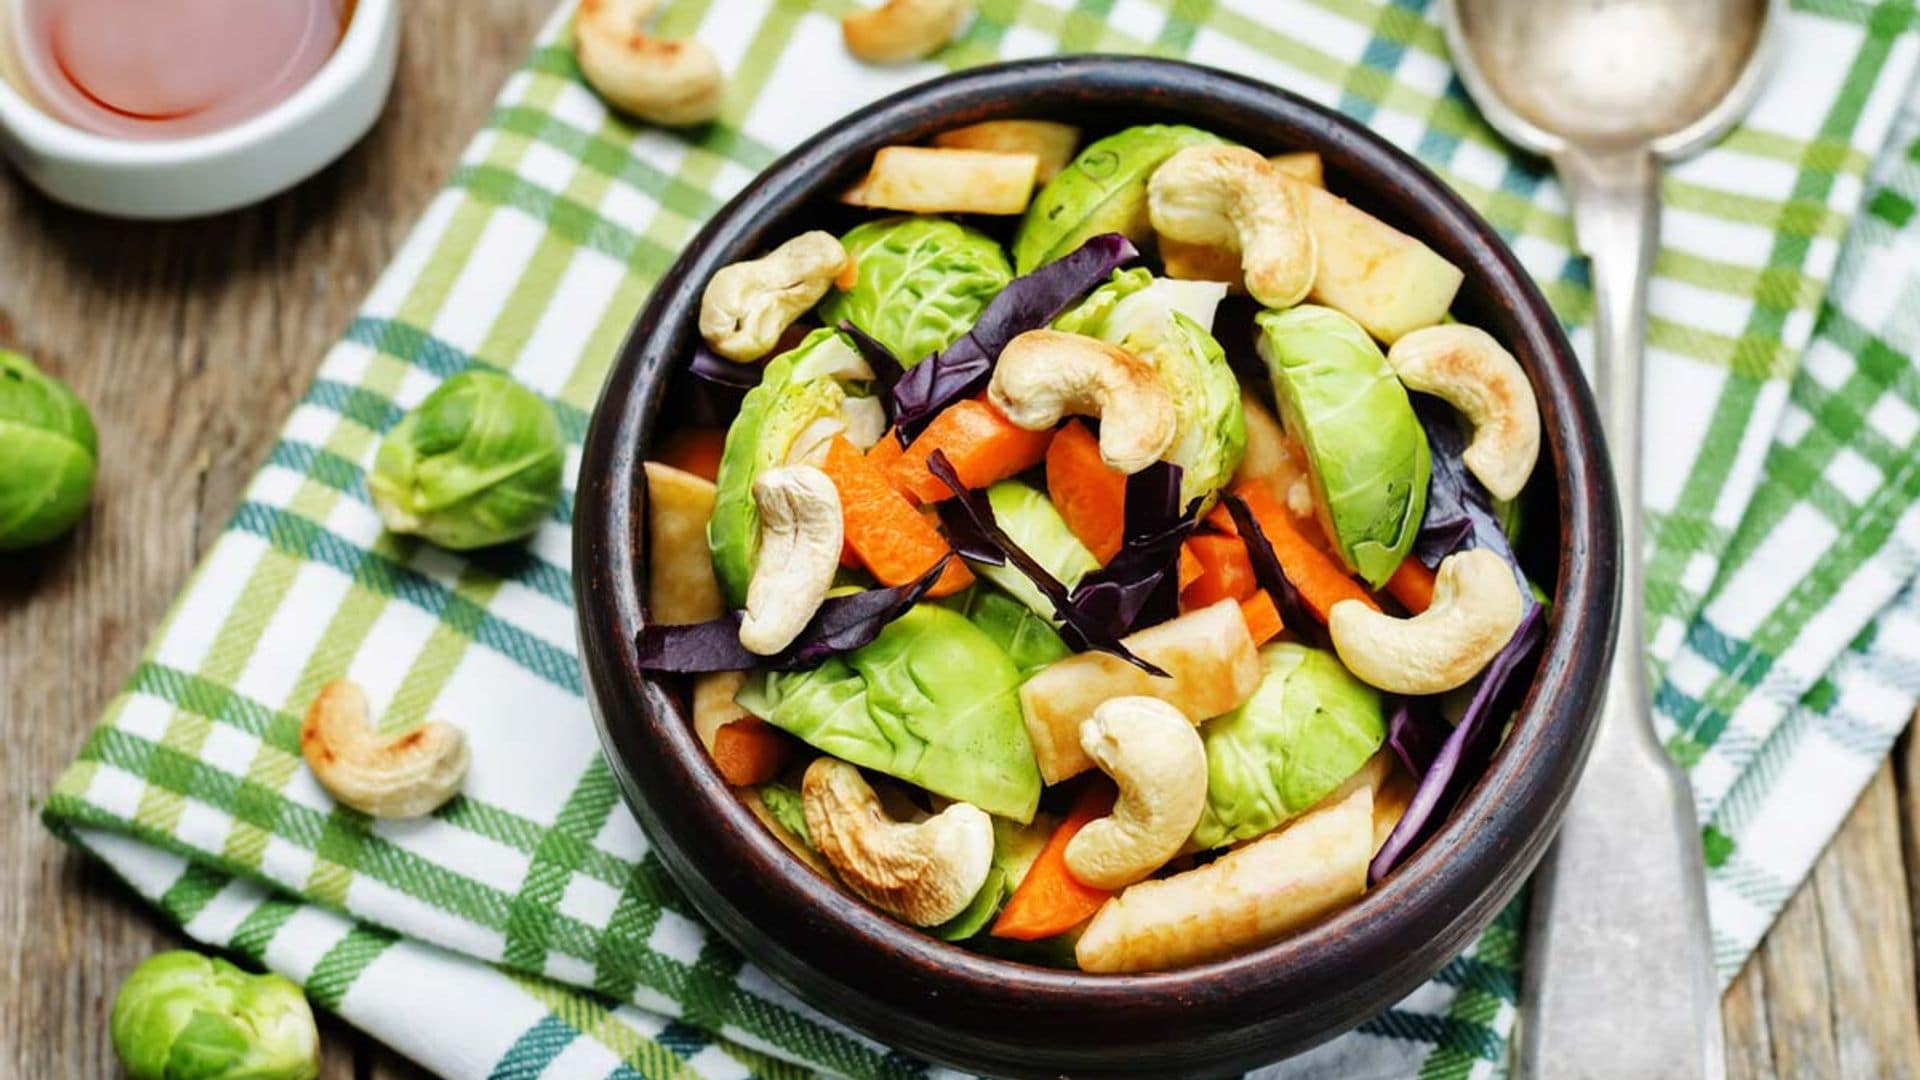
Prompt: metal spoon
<box><xmin>1439</xmin><ymin>1</ymin><xmax>1779</xmax><ymax>1076</ymax></box>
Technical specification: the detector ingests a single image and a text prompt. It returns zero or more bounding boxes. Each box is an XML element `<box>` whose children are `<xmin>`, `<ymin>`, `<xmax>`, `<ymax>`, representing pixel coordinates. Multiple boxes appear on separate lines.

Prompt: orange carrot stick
<box><xmin>891</xmin><ymin>398</ymin><xmax>1052</xmax><ymax>504</ymax></box>
<box><xmin>823</xmin><ymin>436</ymin><xmax>973</xmax><ymax>596</ymax></box>
<box><xmin>1181</xmin><ymin>534</ymin><xmax>1259</xmax><ymax>608</ymax></box>
<box><xmin>653</xmin><ymin>428</ymin><xmax>727</xmax><ymax>483</ymax></box>
<box><xmin>1384</xmin><ymin>558</ymin><xmax>1436</xmax><ymax>614</ymax></box>
<box><xmin>866</xmin><ymin>428</ymin><xmax>906</xmax><ymax>474</ymax></box>
<box><xmin>1045</xmin><ymin>420</ymin><xmax>1126</xmax><ymax>563</ymax></box>
<box><xmin>710</xmin><ymin>718</ymin><xmax>792</xmax><ymax>786</ymax></box>
<box><xmin>1232</xmin><ymin>483</ymin><xmax>1380</xmax><ymax>622</ymax></box>
<box><xmin>990</xmin><ymin>783</ymin><xmax>1116</xmax><ymax>941</ymax></box>
<box><xmin>1239</xmin><ymin>591</ymin><xmax>1284</xmax><ymax>646</ymax></box>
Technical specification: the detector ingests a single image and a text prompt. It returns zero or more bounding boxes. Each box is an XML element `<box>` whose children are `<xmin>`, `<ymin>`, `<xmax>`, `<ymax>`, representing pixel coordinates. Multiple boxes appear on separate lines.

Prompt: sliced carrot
<box><xmin>866</xmin><ymin>428</ymin><xmax>906</xmax><ymax>474</ymax></box>
<box><xmin>1385</xmin><ymin>558</ymin><xmax>1436</xmax><ymax>614</ymax></box>
<box><xmin>1239</xmin><ymin>591</ymin><xmax>1284</xmax><ymax>646</ymax></box>
<box><xmin>1182</xmin><ymin>534</ymin><xmax>1259</xmax><ymax>608</ymax></box>
<box><xmin>833</xmin><ymin>254</ymin><xmax>859</xmax><ymax>291</ymax></box>
<box><xmin>823</xmin><ymin>436</ymin><xmax>973</xmax><ymax>597</ymax></box>
<box><xmin>1179</xmin><ymin>544</ymin><xmax>1203</xmax><ymax>592</ymax></box>
<box><xmin>991</xmin><ymin>783</ymin><xmax>1116</xmax><ymax>941</ymax></box>
<box><xmin>1230</xmin><ymin>483</ymin><xmax>1380</xmax><ymax>623</ymax></box>
<box><xmin>710</xmin><ymin>718</ymin><xmax>792</xmax><ymax>786</ymax></box>
<box><xmin>891</xmin><ymin>397</ymin><xmax>1052</xmax><ymax>504</ymax></box>
<box><xmin>653</xmin><ymin>427</ymin><xmax>727</xmax><ymax>483</ymax></box>
<box><xmin>1045</xmin><ymin>420</ymin><xmax>1126</xmax><ymax>563</ymax></box>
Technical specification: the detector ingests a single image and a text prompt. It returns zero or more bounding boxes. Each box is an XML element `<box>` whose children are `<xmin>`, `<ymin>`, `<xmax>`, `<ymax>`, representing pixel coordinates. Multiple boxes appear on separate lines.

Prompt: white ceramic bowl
<box><xmin>0</xmin><ymin>0</ymin><xmax>399</xmax><ymax>219</ymax></box>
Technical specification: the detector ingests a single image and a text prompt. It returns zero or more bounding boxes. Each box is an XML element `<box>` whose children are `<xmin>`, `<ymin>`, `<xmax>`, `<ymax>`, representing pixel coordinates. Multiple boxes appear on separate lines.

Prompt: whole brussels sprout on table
<box><xmin>111</xmin><ymin>950</ymin><xmax>319</xmax><ymax>1080</ymax></box>
<box><xmin>636</xmin><ymin>114</ymin><xmax>1544</xmax><ymax>973</ymax></box>
<box><xmin>0</xmin><ymin>349</ymin><xmax>96</xmax><ymax>550</ymax></box>
<box><xmin>367</xmin><ymin>368</ymin><xmax>565</xmax><ymax>551</ymax></box>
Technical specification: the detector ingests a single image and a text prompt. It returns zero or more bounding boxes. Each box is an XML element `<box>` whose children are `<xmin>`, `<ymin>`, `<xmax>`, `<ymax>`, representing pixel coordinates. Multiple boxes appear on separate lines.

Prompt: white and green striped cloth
<box><xmin>43</xmin><ymin>1</ymin><xmax>1920</xmax><ymax>1076</ymax></box>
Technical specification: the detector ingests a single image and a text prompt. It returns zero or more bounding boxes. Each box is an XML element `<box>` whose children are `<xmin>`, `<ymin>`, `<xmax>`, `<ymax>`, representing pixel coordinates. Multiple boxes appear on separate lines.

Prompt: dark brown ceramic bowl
<box><xmin>576</xmin><ymin>56</ymin><xmax>1618</xmax><ymax>1078</ymax></box>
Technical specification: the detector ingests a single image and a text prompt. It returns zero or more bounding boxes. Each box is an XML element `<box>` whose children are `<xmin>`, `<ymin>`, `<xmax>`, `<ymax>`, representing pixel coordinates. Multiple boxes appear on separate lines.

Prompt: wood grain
<box><xmin>0</xmin><ymin>4</ymin><xmax>1915</xmax><ymax>1075</ymax></box>
<box><xmin>0</xmin><ymin>2</ymin><xmax>544</xmax><ymax>1076</ymax></box>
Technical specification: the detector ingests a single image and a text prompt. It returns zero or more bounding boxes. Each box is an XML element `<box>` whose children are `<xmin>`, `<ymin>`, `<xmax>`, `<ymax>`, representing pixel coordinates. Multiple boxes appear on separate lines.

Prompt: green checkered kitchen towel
<box><xmin>41</xmin><ymin>1</ymin><xmax>1920</xmax><ymax>1077</ymax></box>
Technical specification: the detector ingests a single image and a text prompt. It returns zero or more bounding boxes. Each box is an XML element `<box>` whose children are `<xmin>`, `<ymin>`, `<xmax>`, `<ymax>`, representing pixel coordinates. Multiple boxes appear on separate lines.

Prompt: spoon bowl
<box><xmin>1445</xmin><ymin>0</ymin><xmax>1776</xmax><ymax>158</ymax></box>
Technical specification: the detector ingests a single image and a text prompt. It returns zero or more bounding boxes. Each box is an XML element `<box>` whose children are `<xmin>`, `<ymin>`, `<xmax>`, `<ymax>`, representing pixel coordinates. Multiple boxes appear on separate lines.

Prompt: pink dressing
<box><xmin>16</xmin><ymin>0</ymin><xmax>349</xmax><ymax>138</ymax></box>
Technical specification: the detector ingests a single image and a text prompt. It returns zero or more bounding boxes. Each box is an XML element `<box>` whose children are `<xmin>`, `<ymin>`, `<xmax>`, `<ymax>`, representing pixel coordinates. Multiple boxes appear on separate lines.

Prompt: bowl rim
<box><xmin>0</xmin><ymin>0</ymin><xmax>393</xmax><ymax>163</ymax></box>
<box><xmin>576</xmin><ymin>54</ymin><xmax>1618</xmax><ymax>1070</ymax></box>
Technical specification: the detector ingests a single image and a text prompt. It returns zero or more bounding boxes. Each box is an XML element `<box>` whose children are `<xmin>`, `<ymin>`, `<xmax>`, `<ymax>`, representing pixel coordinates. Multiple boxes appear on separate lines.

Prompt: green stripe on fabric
<box><xmin>305</xmin><ymin>925</ymin><xmax>401</xmax><ymax>1010</ymax></box>
<box><xmin>509</xmin><ymin>976</ymin><xmax>700</xmax><ymax>1080</ymax></box>
<box><xmin>503</xmin><ymin>761</ymin><xmax>625</xmax><ymax>971</ymax></box>
<box><xmin>158</xmin><ymin>862</ymin><xmax>235</xmax><ymax>927</ymax></box>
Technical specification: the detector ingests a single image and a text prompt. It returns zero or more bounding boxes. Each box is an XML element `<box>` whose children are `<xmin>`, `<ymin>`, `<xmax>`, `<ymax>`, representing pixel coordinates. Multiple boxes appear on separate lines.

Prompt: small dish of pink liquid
<box><xmin>14</xmin><ymin>0</ymin><xmax>351</xmax><ymax>139</ymax></box>
<box><xmin>0</xmin><ymin>0</ymin><xmax>396</xmax><ymax>218</ymax></box>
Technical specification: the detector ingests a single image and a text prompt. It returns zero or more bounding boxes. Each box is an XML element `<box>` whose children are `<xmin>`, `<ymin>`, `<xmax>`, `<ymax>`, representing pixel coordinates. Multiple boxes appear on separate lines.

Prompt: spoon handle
<box><xmin>1517</xmin><ymin>148</ymin><xmax>1725</xmax><ymax>1080</ymax></box>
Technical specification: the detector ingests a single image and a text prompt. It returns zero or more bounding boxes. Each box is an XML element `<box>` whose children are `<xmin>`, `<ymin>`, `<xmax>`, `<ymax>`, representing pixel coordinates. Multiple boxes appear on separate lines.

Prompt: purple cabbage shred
<box><xmin>927</xmin><ymin>449</ymin><xmax>1169</xmax><ymax>677</ymax></box>
<box><xmin>889</xmin><ymin>234</ymin><xmax>1139</xmax><ymax>438</ymax></box>
<box><xmin>1367</xmin><ymin>603</ymin><xmax>1547</xmax><ymax>884</ymax></box>
<box><xmin>634</xmin><ymin>555</ymin><xmax>951</xmax><ymax>673</ymax></box>
<box><xmin>1221</xmin><ymin>492</ymin><xmax>1326</xmax><ymax>648</ymax></box>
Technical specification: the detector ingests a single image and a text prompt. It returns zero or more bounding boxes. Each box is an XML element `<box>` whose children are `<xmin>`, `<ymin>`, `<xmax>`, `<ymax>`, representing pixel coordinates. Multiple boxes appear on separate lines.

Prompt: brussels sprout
<box><xmin>708</xmin><ymin>329</ymin><xmax>876</xmax><ymax>604</ymax></box>
<box><xmin>737</xmin><ymin>604</ymin><xmax>1042</xmax><ymax>821</ymax></box>
<box><xmin>110</xmin><ymin>951</ymin><xmax>320</xmax><ymax>1080</ymax></box>
<box><xmin>1257</xmin><ymin>305</ymin><xmax>1429</xmax><ymax>588</ymax></box>
<box><xmin>758</xmin><ymin>781</ymin><xmax>811</xmax><ymax>845</ymax></box>
<box><xmin>1058</xmin><ymin>276</ymin><xmax>1243</xmax><ymax>507</ymax></box>
<box><xmin>970</xmin><ymin>482</ymin><xmax>1100</xmax><ymax>621</ymax></box>
<box><xmin>1056</xmin><ymin>268</ymin><xmax>1226</xmax><ymax>341</ymax></box>
<box><xmin>0</xmin><ymin>350</ymin><xmax>96</xmax><ymax>550</ymax></box>
<box><xmin>933</xmin><ymin>866</ymin><xmax>1008</xmax><ymax>941</ymax></box>
<box><xmin>818</xmin><ymin>217</ymin><xmax>1013</xmax><ymax>365</ymax></box>
<box><xmin>368</xmin><ymin>370</ymin><xmax>563</xmax><ymax>551</ymax></box>
<box><xmin>1012</xmin><ymin>124</ymin><xmax>1228</xmax><ymax>273</ymax></box>
<box><xmin>947</xmin><ymin>585</ymin><xmax>1071</xmax><ymax>679</ymax></box>
<box><xmin>1190</xmin><ymin>643</ymin><xmax>1386</xmax><ymax>851</ymax></box>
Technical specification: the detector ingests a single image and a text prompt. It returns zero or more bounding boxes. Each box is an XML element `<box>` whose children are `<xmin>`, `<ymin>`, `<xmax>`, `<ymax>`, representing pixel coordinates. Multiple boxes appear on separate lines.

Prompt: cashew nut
<box><xmin>1329</xmin><ymin>548</ymin><xmax>1524</xmax><ymax>695</ymax></box>
<box><xmin>699</xmin><ymin>233</ymin><xmax>850</xmax><ymax>362</ymax></box>
<box><xmin>987</xmin><ymin>330</ymin><xmax>1176</xmax><ymax>474</ymax></box>
<box><xmin>842</xmin><ymin>0</ymin><xmax>974</xmax><ymax>64</ymax></box>
<box><xmin>300</xmin><ymin>681</ymin><xmax>469</xmax><ymax>819</ymax></box>
<box><xmin>801</xmin><ymin>758</ymin><xmax>994</xmax><ymax>926</ymax></box>
<box><xmin>739</xmin><ymin>465</ymin><xmax>843</xmax><ymax>655</ymax></box>
<box><xmin>1148</xmin><ymin>146</ymin><xmax>1316</xmax><ymax>309</ymax></box>
<box><xmin>573</xmin><ymin>0</ymin><xmax>724</xmax><ymax>127</ymax></box>
<box><xmin>1386</xmin><ymin>324</ymin><xmax>1540</xmax><ymax>501</ymax></box>
<box><xmin>1064</xmin><ymin>698</ymin><xmax>1209</xmax><ymax>890</ymax></box>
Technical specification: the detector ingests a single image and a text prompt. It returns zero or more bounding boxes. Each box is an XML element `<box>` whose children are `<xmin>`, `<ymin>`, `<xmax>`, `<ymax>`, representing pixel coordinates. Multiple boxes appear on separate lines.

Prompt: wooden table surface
<box><xmin>2</xmin><ymin>3</ymin><xmax>1918</xmax><ymax>1076</ymax></box>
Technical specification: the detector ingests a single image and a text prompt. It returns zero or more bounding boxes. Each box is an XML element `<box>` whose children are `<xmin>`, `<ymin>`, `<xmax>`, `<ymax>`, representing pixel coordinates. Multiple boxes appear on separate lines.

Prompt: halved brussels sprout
<box><xmin>110</xmin><ymin>951</ymin><xmax>320</xmax><ymax>1080</ymax></box>
<box><xmin>1012</xmin><ymin>124</ymin><xmax>1228</xmax><ymax>273</ymax></box>
<box><xmin>0</xmin><ymin>350</ymin><xmax>96</xmax><ymax>550</ymax></box>
<box><xmin>708</xmin><ymin>329</ymin><xmax>876</xmax><ymax>604</ymax></box>
<box><xmin>1190</xmin><ymin>642</ymin><xmax>1386</xmax><ymax>850</ymax></box>
<box><xmin>1257</xmin><ymin>305</ymin><xmax>1429</xmax><ymax>588</ymax></box>
<box><xmin>737</xmin><ymin>603</ymin><xmax>1042</xmax><ymax>821</ymax></box>
<box><xmin>818</xmin><ymin>216</ymin><xmax>1013</xmax><ymax>365</ymax></box>
<box><xmin>368</xmin><ymin>369</ymin><xmax>564</xmax><ymax>551</ymax></box>
<box><xmin>970</xmin><ymin>481</ymin><xmax>1100</xmax><ymax>621</ymax></box>
<box><xmin>1058</xmin><ymin>275</ymin><xmax>1244</xmax><ymax>507</ymax></box>
<box><xmin>949</xmin><ymin>585</ymin><xmax>1071</xmax><ymax>679</ymax></box>
<box><xmin>1053</xmin><ymin>267</ymin><xmax>1227</xmax><ymax>340</ymax></box>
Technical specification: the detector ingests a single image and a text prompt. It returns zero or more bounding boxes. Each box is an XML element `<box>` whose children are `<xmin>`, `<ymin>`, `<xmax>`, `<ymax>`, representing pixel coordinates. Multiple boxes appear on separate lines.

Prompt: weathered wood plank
<box><xmin>1722</xmin><ymin>759</ymin><xmax>1920</xmax><ymax>1078</ymax></box>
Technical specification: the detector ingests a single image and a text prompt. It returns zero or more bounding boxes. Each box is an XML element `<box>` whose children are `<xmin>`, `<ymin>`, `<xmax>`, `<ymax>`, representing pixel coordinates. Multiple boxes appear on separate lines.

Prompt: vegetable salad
<box><xmin>635</xmin><ymin>120</ymin><xmax>1546</xmax><ymax>974</ymax></box>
